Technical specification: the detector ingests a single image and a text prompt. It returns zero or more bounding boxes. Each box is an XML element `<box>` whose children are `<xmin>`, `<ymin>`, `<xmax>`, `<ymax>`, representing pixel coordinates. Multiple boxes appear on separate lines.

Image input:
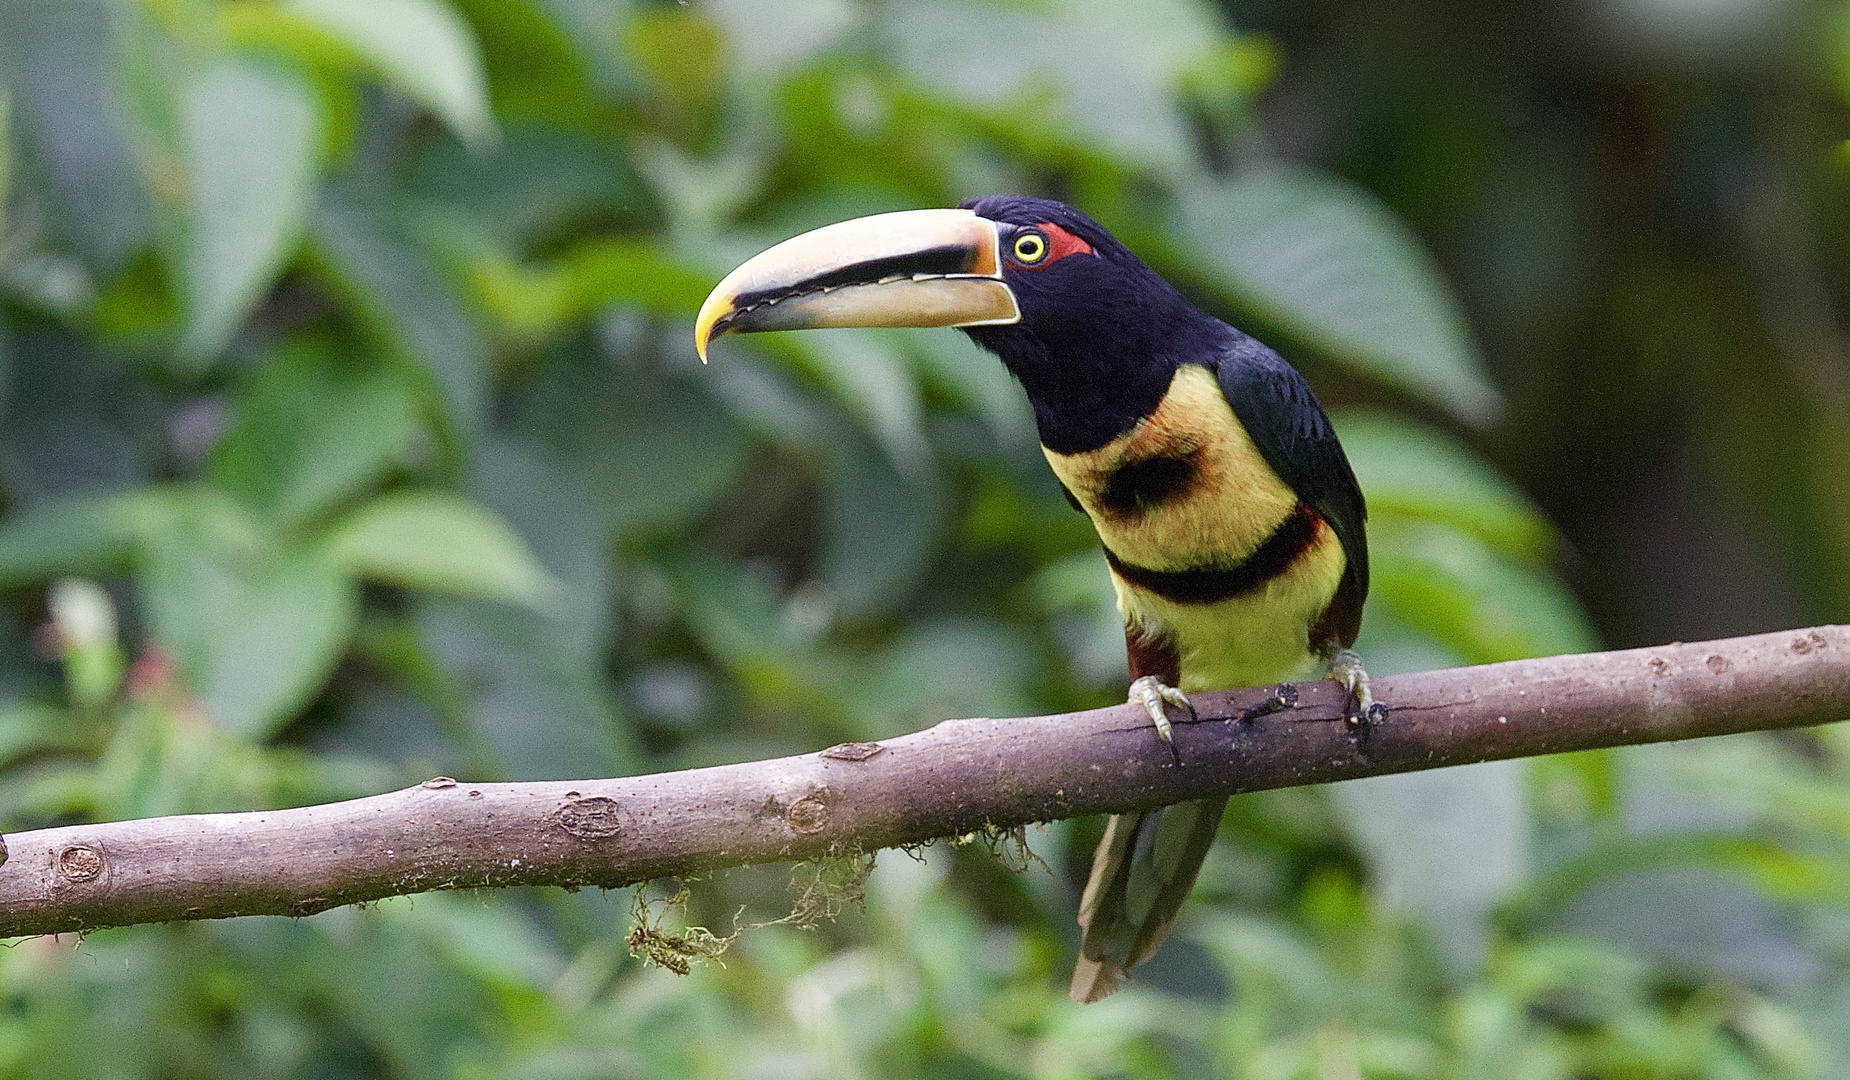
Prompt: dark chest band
<box><xmin>1102</xmin><ymin>503</ymin><xmax>1323</xmax><ymax>605</ymax></box>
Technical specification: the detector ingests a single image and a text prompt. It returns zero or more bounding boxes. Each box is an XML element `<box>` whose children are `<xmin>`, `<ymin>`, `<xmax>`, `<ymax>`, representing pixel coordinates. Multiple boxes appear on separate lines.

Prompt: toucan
<box><xmin>695</xmin><ymin>196</ymin><xmax>1378</xmax><ymax>1002</ymax></box>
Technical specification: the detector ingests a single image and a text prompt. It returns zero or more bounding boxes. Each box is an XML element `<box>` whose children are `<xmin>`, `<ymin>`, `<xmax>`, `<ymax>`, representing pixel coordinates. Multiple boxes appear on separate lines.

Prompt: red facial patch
<box><xmin>1013</xmin><ymin>221</ymin><xmax>1094</xmax><ymax>270</ymax></box>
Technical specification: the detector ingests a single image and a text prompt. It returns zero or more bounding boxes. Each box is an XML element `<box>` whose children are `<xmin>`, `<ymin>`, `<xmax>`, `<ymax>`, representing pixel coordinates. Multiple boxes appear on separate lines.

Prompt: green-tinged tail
<box><xmin>1070</xmin><ymin>796</ymin><xmax>1228</xmax><ymax>1002</ymax></box>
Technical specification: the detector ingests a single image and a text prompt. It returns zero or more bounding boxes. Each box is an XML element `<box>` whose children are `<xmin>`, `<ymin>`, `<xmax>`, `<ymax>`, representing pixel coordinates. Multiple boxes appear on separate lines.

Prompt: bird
<box><xmin>694</xmin><ymin>196</ymin><xmax>1378</xmax><ymax>1002</ymax></box>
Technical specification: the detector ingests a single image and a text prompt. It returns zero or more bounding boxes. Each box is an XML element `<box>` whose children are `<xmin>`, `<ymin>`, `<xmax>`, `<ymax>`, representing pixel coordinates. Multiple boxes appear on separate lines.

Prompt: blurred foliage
<box><xmin>0</xmin><ymin>0</ymin><xmax>1845</xmax><ymax>1075</ymax></box>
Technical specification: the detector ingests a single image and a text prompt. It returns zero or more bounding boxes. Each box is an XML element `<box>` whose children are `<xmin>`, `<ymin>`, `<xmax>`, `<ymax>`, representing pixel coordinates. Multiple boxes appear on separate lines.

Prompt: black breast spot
<box><xmin>1098</xmin><ymin>455</ymin><xmax>1196</xmax><ymax>516</ymax></box>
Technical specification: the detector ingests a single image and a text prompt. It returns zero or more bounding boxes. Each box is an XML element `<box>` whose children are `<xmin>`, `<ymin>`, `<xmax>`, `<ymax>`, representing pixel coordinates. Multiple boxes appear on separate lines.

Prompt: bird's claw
<box><xmin>1236</xmin><ymin>682</ymin><xmax>1299</xmax><ymax>723</ymax></box>
<box><xmin>1129</xmin><ymin>675</ymin><xmax>1193</xmax><ymax>761</ymax></box>
<box><xmin>1329</xmin><ymin>649</ymin><xmax>1386</xmax><ymax>733</ymax></box>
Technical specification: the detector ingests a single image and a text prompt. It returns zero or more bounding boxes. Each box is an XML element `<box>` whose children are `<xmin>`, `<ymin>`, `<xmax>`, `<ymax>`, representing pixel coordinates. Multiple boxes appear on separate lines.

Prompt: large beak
<box><xmin>694</xmin><ymin>208</ymin><xmax>1020</xmax><ymax>361</ymax></box>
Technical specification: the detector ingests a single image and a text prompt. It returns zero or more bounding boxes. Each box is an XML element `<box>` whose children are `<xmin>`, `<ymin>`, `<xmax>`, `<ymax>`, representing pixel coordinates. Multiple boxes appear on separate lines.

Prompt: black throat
<box><xmin>962</xmin><ymin>290</ymin><xmax>1227</xmax><ymax>455</ymax></box>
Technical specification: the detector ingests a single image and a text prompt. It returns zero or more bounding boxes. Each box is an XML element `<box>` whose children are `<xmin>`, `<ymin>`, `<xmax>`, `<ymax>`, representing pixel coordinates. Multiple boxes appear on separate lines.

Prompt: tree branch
<box><xmin>1</xmin><ymin>626</ymin><xmax>1846</xmax><ymax>937</ymax></box>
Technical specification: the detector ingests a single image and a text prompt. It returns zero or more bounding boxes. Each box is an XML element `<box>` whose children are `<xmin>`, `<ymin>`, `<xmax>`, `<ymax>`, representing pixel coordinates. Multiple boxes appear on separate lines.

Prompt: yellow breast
<box><xmin>1042</xmin><ymin>365</ymin><xmax>1299</xmax><ymax>568</ymax></box>
<box><xmin>1042</xmin><ymin>364</ymin><xmax>1346</xmax><ymax>691</ymax></box>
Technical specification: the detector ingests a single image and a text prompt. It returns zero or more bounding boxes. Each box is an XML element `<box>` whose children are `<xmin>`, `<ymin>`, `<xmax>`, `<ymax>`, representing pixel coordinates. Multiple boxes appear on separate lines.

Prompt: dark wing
<box><xmin>1214</xmin><ymin>335</ymin><xmax>1368</xmax><ymax>650</ymax></box>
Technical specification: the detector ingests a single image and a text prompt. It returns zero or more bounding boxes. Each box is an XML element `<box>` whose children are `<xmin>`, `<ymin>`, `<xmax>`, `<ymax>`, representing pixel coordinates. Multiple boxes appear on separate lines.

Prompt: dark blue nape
<box><xmin>956</xmin><ymin>196</ymin><xmax>1229</xmax><ymax>455</ymax></box>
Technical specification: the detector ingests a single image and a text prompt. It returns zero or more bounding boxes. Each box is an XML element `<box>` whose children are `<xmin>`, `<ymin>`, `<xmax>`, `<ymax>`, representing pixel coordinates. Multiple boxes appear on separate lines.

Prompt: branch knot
<box><xmin>556</xmin><ymin>795</ymin><xmax>622</xmax><ymax>840</ymax></box>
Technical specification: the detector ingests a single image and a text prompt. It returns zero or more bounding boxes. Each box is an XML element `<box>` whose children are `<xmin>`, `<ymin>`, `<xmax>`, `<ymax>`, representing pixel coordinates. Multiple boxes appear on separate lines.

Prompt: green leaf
<box><xmin>1369</xmin><ymin>518</ymin><xmax>1597</xmax><ymax>664</ymax></box>
<box><xmin>1506</xmin><ymin>830</ymin><xmax>1850</xmax><ymax>936</ymax></box>
<box><xmin>407</xmin><ymin>122</ymin><xmax>657</xmax><ymax>251</ymax></box>
<box><xmin>1632</xmin><ymin>735</ymin><xmax>1850</xmax><ymax>849</ymax></box>
<box><xmin>325</xmin><ymin>492</ymin><xmax>560</xmax><ymax>607</ymax></box>
<box><xmin>0</xmin><ymin>489</ymin><xmax>179</xmax><ymax>586</ymax></box>
<box><xmin>312</xmin><ymin>185</ymin><xmax>492</xmax><ymax>432</ymax></box>
<box><xmin>1347</xmin><ymin>606</ymin><xmax>1467</xmax><ymax>679</ymax></box>
<box><xmin>881</xmin><ymin>0</ymin><xmax>1199</xmax><ymax>174</ymax></box>
<box><xmin>471</xmin><ymin>438</ymin><xmax>612</xmax><ymax>653</ymax></box>
<box><xmin>220</xmin><ymin>4</ymin><xmax>369</xmax><ymax>74</ymax></box>
<box><xmin>1834</xmin><ymin>5</ymin><xmax>1850</xmax><ymax>107</ymax></box>
<box><xmin>1559</xmin><ymin>866</ymin><xmax>1821</xmax><ymax>986</ymax></box>
<box><xmin>447</xmin><ymin>0</ymin><xmax>599</xmax><ymax>126</ymax></box>
<box><xmin>902</xmin><ymin>327</ymin><xmax>1037</xmax><ymax>453</ymax></box>
<box><xmin>416</xmin><ymin>598</ymin><xmax>631</xmax><ymax>780</ymax></box>
<box><xmin>469</xmin><ymin>239</ymin><xmax>711</xmax><ymax>339</ymax></box>
<box><xmin>0</xmin><ymin>701</ymin><xmax>78</xmax><ymax>768</ymax></box>
<box><xmin>186</xmin><ymin>550</ymin><xmax>358</xmax><ymax>739</ymax></box>
<box><xmin>806</xmin><ymin>330</ymin><xmax>933</xmax><ymax>484</ymax></box>
<box><xmin>853</xmin><ymin>619</ymin><xmax>1037</xmax><ymax>740</ymax></box>
<box><xmin>404</xmin><ymin>890</ymin><xmax>570</xmax><ymax>987</ymax></box>
<box><xmin>287</xmin><ymin>0</ymin><xmax>495</xmax><ymax>149</ymax></box>
<box><xmin>1060</xmin><ymin>0</ymin><xmax>1230</xmax><ymax>89</ymax></box>
<box><xmin>0</xmin><ymin>90</ymin><xmax>11</xmax><ymax>240</ymax></box>
<box><xmin>507</xmin><ymin>352</ymin><xmax>748</xmax><ymax>538</ymax></box>
<box><xmin>1031</xmin><ymin>550</ymin><xmax>1128</xmax><ymax>687</ymax></box>
<box><xmin>1334</xmin><ymin>410</ymin><xmax>1556</xmax><ymax>560</ymax></box>
<box><xmin>178</xmin><ymin>59</ymin><xmax>320</xmax><ymax>361</ymax></box>
<box><xmin>111</xmin><ymin>496</ymin><xmax>355</xmax><ymax>738</ymax></box>
<box><xmin>208</xmin><ymin>347</ymin><xmax>424</xmax><ymax>527</ymax></box>
<box><xmin>0</xmin><ymin>0</ymin><xmax>150</xmax><ymax>266</ymax></box>
<box><xmin>664</xmin><ymin>554</ymin><xmax>794</xmax><ymax>668</ymax></box>
<box><xmin>704</xmin><ymin>0</ymin><xmax>860</xmax><ymax>78</ymax></box>
<box><xmin>624</xmin><ymin>8</ymin><xmax>728</xmax><ymax>111</ymax></box>
<box><xmin>816</xmin><ymin>439</ymin><xmax>945</xmax><ymax>618</ymax></box>
<box><xmin>131</xmin><ymin>499</ymin><xmax>261</xmax><ymax>665</ymax></box>
<box><xmin>659</xmin><ymin>554</ymin><xmax>848</xmax><ymax>723</ymax></box>
<box><xmin>1333</xmin><ymin>759</ymin><xmax>1531</xmax><ymax>972</ymax></box>
<box><xmin>1194</xmin><ymin>913</ymin><xmax>1347</xmax><ymax>1014</ymax></box>
<box><xmin>1178</xmin><ymin>167</ymin><xmax>1503</xmax><ymax>425</ymax></box>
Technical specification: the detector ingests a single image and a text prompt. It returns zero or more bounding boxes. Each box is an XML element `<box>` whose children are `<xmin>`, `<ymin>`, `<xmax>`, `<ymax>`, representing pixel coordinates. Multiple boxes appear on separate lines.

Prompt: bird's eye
<box><xmin>1012</xmin><ymin>231</ymin><xmax>1048</xmax><ymax>263</ymax></box>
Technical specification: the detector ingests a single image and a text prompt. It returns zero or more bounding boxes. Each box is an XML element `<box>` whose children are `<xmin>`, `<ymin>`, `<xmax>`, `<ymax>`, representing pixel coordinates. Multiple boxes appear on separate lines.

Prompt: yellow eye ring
<box><xmin>1013</xmin><ymin>232</ymin><xmax>1048</xmax><ymax>263</ymax></box>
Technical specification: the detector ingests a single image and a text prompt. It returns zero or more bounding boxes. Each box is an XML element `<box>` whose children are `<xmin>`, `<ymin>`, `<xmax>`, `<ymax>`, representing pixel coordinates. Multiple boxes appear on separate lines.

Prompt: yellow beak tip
<box><xmin>693</xmin><ymin>292</ymin><xmax>732</xmax><ymax>365</ymax></box>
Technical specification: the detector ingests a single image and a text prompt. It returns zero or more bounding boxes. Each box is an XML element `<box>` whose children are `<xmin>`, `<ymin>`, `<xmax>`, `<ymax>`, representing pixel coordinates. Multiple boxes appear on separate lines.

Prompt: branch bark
<box><xmin>2</xmin><ymin>626</ymin><xmax>1847</xmax><ymax>937</ymax></box>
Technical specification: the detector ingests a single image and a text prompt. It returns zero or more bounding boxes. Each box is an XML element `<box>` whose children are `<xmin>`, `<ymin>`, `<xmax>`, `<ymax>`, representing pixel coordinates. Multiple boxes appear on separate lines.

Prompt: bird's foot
<box><xmin>1329</xmin><ymin>649</ymin><xmax>1388</xmax><ymax>732</ymax></box>
<box><xmin>1129</xmin><ymin>675</ymin><xmax>1194</xmax><ymax>761</ymax></box>
<box><xmin>1236</xmin><ymin>683</ymin><xmax>1299</xmax><ymax>723</ymax></box>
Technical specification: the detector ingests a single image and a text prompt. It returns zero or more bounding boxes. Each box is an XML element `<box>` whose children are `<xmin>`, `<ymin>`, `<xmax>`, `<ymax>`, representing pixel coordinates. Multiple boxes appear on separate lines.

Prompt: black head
<box><xmin>957</xmin><ymin>196</ymin><xmax>1226</xmax><ymax>453</ymax></box>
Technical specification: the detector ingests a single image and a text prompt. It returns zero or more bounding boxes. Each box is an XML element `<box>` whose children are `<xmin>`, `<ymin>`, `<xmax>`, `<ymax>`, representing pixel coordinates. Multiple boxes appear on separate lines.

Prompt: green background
<box><xmin>0</xmin><ymin>0</ymin><xmax>1847</xmax><ymax>1075</ymax></box>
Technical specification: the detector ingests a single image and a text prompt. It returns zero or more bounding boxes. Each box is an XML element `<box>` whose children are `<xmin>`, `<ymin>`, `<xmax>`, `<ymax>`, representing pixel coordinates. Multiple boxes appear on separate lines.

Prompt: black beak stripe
<box><xmin>726</xmin><ymin>244</ymin><xmax>985</xmax><ymax>317</ymax></box>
